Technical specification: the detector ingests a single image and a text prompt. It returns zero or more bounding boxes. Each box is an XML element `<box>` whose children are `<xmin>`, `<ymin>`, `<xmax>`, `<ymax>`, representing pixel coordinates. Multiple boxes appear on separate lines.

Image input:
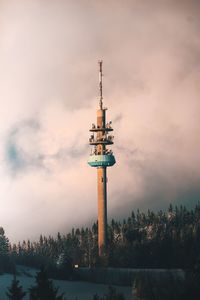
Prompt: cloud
<box><xmin>0</xmin><ymin>0</ymin><xmax>200</xmax><ymax>241</ymax></box>
<box><xmin>4</xmin><ymin>116</ymin><xmax>88</xmax><ymax>175</ymax></box>
<box><xmin>5</xmin><ymin>119</ymin><xmax>42</xmax><ymax>173</ymax></box>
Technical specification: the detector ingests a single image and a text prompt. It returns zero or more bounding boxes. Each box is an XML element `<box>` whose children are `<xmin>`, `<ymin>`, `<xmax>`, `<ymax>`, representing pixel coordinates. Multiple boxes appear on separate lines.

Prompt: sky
<box><xmin>0</xmin><ymin>0</ymin><xmax>200</xmax><ymax>242</ymax></box>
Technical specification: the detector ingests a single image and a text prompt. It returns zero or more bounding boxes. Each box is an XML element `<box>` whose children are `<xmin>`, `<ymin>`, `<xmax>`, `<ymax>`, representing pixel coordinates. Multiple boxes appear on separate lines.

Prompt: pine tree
<box><xmin>6</xmin><ymin>276</ymin><xmax>26</xmax><ymax>300</ymax></box>
<box><xmin>29</xmin><ymin>266</ymin><xmax>64</xmax><ymax>300</ymax></box>
<box><xmin>0</xmin><ymin>227</ymin><xmax>9</xmax><ymax>256</ymax></box>
<box><xmin>0</xmin><ymin>227</ymin><xmax>11</xmax><ymax>272</ymax></box>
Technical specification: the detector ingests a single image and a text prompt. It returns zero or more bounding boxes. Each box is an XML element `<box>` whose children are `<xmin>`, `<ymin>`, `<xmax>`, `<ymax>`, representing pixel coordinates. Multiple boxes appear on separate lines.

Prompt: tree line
<box><xmin>4</xmin><ymin>203</ymin><xmax>199</xmax><ymax>272</ymax></box>
<box><xmin>1</xmin><ymin>203</ymin><xmax>200</xmax><ymax>274</ymax></box>
<box><xmin>1</xmin><ymin>203</ymin><xmax>200</xmax><ymax>299</ymax></box>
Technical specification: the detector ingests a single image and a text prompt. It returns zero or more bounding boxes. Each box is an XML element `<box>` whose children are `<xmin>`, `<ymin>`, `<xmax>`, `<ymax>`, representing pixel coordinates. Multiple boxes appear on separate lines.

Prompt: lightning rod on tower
<box><xmin>99</xmin><ymin>60</ymin><xmax>103</xmax><ymax>109</ymax></box>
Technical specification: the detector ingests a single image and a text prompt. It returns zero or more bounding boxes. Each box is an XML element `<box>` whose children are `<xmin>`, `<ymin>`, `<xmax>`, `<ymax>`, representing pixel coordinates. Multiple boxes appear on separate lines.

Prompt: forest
<box><xmin>0</xmin><ymin>203</ymin><xmax>199</xmax><ymax>274</ymax></box>
<box><xmin>0</xmin><ymin>203</ymin><xmax>200</xmax><ymax>299</ymax></box>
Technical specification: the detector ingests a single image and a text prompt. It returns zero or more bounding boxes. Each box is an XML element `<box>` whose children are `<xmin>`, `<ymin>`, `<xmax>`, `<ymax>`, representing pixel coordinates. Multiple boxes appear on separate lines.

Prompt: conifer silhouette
<box><xmin>6</xmin><ymin>275</ymin><xmax>26</xmax><ymax>300</ymax></box>
<box><xmin>29</xmin><ymin>266</ymin><xmax>64</xmax><ymax>300</ymax></box>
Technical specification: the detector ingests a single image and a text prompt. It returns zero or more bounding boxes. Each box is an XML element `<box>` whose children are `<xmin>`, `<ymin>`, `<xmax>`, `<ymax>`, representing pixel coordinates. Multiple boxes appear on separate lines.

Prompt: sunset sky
<box><xmin>1</xmin><ymin>0</ymin><xmax>200</xmax><ymax>242</ymax></box>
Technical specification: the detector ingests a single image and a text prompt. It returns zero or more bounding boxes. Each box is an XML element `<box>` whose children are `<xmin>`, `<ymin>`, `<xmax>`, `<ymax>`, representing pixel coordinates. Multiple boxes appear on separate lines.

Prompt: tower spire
<box><xmin>98</xmin><ymin>60</ymin><xmax>103</xmax><ymax>110</ymax></box>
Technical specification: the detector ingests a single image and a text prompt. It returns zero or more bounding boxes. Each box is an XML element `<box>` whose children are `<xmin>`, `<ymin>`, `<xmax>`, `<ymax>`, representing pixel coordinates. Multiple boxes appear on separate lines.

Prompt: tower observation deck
<box><xmin>88</xmin><ymin>61</ymin><xmax>116</xmax><ymax>256</ymax></box>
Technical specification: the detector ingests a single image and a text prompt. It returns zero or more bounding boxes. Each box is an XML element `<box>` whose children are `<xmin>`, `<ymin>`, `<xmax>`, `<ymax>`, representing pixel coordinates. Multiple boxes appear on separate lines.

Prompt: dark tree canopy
<box><xmin>9</xmin><ymin>203</ymin><xmax>200</xmax><ymax>270</ymax></box>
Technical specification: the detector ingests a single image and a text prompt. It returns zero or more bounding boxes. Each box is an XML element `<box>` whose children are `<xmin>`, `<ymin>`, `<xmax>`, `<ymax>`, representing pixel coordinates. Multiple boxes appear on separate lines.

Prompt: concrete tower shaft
<box><xmin>97</xmin><ymin>166</ymin><xmax>107</xmax><ymax>253</ymax></box>
<box><xmin>97</xmin><ymin>108</ymin><xmax>107</xmax><ymax>254</ymax></box>
<box><xmin>97</xmin><ymin>108</ymin><xmax>106</xmax><ymax>154</ymax></box>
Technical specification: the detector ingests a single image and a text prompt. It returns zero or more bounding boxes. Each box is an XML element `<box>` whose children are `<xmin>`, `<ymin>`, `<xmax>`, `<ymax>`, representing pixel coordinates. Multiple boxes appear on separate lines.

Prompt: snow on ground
<box><xmin>0</xmin><ymin>266</ymin><xmax>133</xmax><ymax>300</ymax></box>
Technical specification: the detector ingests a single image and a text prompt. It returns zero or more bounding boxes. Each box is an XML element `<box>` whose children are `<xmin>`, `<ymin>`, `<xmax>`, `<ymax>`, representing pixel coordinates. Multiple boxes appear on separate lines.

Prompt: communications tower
<box><xmin>88</xmin><ymin>61</ymin><xmax>116</xmax><ymax>256</ymax></box>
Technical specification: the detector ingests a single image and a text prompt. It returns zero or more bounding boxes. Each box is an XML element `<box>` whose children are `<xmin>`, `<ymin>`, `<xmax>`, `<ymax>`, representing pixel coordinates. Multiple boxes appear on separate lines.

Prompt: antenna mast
<box><xmin>88</xmin><ymin>61</ymin><xmax>116</xmax><ymax>256</ymax></box>
<box><xmin>98</xmin><ymin>60</ymin><xmax>103</xmax><ymax>109</ymax></box>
